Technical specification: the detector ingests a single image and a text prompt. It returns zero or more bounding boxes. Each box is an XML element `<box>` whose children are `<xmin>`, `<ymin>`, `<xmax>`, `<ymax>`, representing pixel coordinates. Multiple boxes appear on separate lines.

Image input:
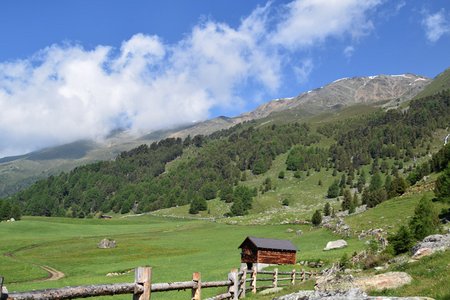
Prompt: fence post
<box><xmin>134</xmin><ymin>267</ymin><xmax>152</xmax><ymax>300</ymax></box>
<box><xmin>291</xmin><ymin>269</ymin><xmax>296</xmax><ymax>285</ymax></box>
<box><xmin>273</xmin><ymin>268</ymin><xmax>278</xmax><ymax>288</ymax></box>
<box><xmin>191</xmin><ymin>272</ymin><xmax>201</xmax><ymax>300</ymax></box>
<box><xmin>227</xmin><ymin>268</ymin><xmax>239</xmax><ymax>300</ymax></box>
<box><xmin>301</xmin><ymin>269</ymin><xmax>305</xmax><ymax>282</ymax></box>
<box><xmin>0</xmin><ymin>276</ymin><xmax>3</xmax><ymax>300</ymax></box>
<box><xmin>239</xmin><ymin>266</ymin><xmax>246</xmax><ymax>299</ymax></box>
<box><xmin>251</xmin><ymin>266</ymin><xmax>257</xmax><ymax>294</ymax></box>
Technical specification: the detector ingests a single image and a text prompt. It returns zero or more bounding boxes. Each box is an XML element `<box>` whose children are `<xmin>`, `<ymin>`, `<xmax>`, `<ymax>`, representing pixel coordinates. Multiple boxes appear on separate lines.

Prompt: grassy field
<box><xmin>0</xmin><ymin>215</ymin><xmax>365</xmax><ymax>299</ymax></box>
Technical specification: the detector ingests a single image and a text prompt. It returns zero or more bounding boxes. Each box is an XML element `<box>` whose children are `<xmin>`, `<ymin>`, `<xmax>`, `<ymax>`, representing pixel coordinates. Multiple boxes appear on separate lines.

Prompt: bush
<box><xmin>282</xmin><ymin>199</ymin><xmax>289</xmax><ymax>206</ymax></box>
<box><xmin>362</xmin><ymin>253</ymin><xmax>390</xmax><ymax>270</ymax></box>
<box><xmin>388</xmin><ymin>225</ymin><xmax>414</xmax><ymax>255</ymax></box>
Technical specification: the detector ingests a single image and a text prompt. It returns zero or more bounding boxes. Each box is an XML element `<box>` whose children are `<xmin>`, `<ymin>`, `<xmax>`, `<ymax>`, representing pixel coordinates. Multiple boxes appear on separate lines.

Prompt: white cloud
<box><xmin>422</xmin><ymin>9</ymin><xmax>450</xmax><ymax>43</ymax></box>
<box><xmin>343</xmin><ymin>45</ymin><xmax>355</xmax><ymax>58</ymax></box>
<box><xmin>271</xmin><ymin>0</ymin><xmax>382</xmax><ymax>49</ymax></box>
<box><xmin>0</xmin><ymin>0</ymin><xmax>384</xmax><ymax>157</ymax></box>
<box><xmin>293</xmin><ymin>59</ymin><xmax>314</xmax><ymax>84</ymax></box>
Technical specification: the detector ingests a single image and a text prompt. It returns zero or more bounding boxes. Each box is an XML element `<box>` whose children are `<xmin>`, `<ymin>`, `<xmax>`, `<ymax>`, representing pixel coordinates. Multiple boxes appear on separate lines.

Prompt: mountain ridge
<box><xmin>0</xmin><ymin>72</ymin><xmax>432</xmax><ymax>197</ymax></box>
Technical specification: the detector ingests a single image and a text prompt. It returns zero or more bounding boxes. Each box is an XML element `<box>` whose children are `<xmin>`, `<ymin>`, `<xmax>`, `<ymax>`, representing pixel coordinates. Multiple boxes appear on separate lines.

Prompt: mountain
<box><xmin>170</xmin><ymin>74</ymin><xmax>430</xmax><ymax>138</ymax></box>
<box><xmin>413</xmin><ymin>67</ymin><xmax>450</xmax><ymax>99</ymax></box>
<box><xmin>0</xmin><ymin>73</ymin><xmax>431</xmax><ymax>197</ymax></box>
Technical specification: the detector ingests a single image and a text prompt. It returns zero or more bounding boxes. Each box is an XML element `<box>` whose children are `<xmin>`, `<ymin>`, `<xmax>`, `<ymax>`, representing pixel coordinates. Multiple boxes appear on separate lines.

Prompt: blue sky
<box><xmin>0</xmin><ymin>0</ymin><xmax>450</xmax><ymax>157</ymax></box>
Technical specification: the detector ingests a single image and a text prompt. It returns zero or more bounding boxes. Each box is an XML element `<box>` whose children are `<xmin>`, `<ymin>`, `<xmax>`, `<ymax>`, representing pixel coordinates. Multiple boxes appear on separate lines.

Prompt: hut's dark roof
<box><xmin>239</xmin><ymin>236</ymin><xmax>297</xmax><ymax>251</ymax></box>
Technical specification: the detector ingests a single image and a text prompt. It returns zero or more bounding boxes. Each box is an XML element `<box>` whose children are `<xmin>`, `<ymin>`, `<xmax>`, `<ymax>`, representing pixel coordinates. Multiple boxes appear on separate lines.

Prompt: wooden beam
<box><xmin>227</xmin><ymin>269</ymin><xmax>239</xmax><ymax>300</ymax></box>
<box><xmin>251</xmin><ymin>266</ymin><xmax>257</xmax><ymax>294</ymax></box>
<box><xmin>7</xmin><ymin>283</ymin><xmax>138</xmax><ymax>300</ymax></box>
<box><xmin>273</xmin><ymin>268</ymin><xmax>278</xmax><ymax>288</ymax></box>
<box><xmin>191</xmin><ymin>272</ymin><xmax>201</xmax><ymax>300</ymax></box>
<box><xmin>239</xmin><ymin>266</ymin><xmax>246</xmax><ymax>299</ymax></box>
<box><xmin>1</xmin><ymin>276</ymin><xmax>4</xmax><ymax>300</ymax></box>
<box><xmin>134</xmin><ymin>267</ymin><xmax>151</xmax><ymax>300</ymax></box>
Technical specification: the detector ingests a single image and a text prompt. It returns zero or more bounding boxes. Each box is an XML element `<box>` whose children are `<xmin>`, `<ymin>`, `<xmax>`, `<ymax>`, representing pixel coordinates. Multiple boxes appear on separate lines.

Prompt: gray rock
<box><xmin>274</xmin><ymin>289</ymin><xmax>433</xmax><ymax>300</ymax></box>
<box><xmin>274</xmin><ymin>288</ymin><xmax>367</xmax><ymax>300</ymax></box>
<box><xmin>296</xmin><ymin>230</ymin><xmax>303</xmax><ymax>236</ymax></box>
<box><xmin>411</xmin><ymin>234</ymin><xmax>450</xmax><ymax>258</ymax></box>
<box><xmin>324</xmin><ymin>239</ymin><xmax>347</xmax><ymax>251</ymax></box>
<box><xmin>97</xmin><ymin>238</ymin><xmax>116</xmax><ymax>249</ymax></box>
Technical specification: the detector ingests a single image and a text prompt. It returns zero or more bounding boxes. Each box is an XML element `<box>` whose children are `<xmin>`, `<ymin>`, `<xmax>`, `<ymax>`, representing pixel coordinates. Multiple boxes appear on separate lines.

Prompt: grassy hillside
<box><xmin>414</xmin><ymin>67</ymin><xmax>450</xmax><ymax>99</ymax></box>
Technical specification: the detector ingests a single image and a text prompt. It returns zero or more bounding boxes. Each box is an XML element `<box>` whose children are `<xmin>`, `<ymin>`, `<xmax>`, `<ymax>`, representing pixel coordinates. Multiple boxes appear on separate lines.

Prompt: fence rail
<box><xmin>0</xmin><ymin>266</ymin><xmax>316</xmax><ymax>300</ymax></box>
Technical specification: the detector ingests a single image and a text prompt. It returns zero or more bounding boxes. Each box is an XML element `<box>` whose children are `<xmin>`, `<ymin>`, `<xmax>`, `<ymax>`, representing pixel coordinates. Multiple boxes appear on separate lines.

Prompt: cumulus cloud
<box><xmin>422</xmin><ymin>9</ymin><xmax>450</xmax><ymax>43</ymax></box>
<box><xmin>271</xmin><ymin>0</ymin><xmax>382</xmax><ymax>49</ymax></box>
<box><xmin>0</xmin><ymin>0</ymin><xmax>383</xmax><ymax>157</ymax></box>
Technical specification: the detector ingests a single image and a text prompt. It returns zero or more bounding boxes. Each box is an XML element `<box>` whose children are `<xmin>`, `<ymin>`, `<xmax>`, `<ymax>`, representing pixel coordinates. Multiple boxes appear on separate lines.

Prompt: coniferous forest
<box><xmin>1</xmin><ymin>90</ymin><xmax>450</xmax><ymax>219</ymax></box>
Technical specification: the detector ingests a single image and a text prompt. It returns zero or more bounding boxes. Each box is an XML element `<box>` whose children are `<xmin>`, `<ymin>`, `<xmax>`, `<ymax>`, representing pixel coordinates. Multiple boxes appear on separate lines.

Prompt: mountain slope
<box><xmin>0</xmin><ymin>73</ymin><xmax>432</xmax><ymax>197</ymax></box>
<box><xmin>413</xmin><ymin>67</ymin><xmax>450</xmax><ymax>99</ymax></box>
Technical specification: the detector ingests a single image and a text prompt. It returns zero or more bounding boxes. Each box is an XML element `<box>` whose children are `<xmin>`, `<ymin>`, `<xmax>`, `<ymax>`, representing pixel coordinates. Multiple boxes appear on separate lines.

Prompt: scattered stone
<box><xmin>259</xmin><ymin>287</ymin><xmax>283</xmax><ymax>295</ymax></box>
<box><xmin>274</xmin><ymin>288</ymin><xmax>367</xmax><ymax>300</ymax></box>
<box><xmin>97</xmin><ymin>238</ymin><xmax>116</xmax><ymax>249</ymax></box>
<box><xmin>411</xmin><ymin>234</ymin><xmax>450</xmax><ymax>259</ymax></box>
<box><xmin>274</xmin><ymin>289</ymin><xmax>433</xmax><ymax>300</ymax></box>
<box><xmin>307</xmin><ymin>261</ymin><xmax>324</xmax><ymax>268</ymax></box>
<box><xmin>374</xmin><ymin>265</ymin><xmax>387</xmax><ymax>271</ymax></box>
<box><xmin>296</xmin><ymin>230</ymin><xmax>303</xmax><ymax>236</ymax></box>
<box><xmin>324</xmin><ymin>239</ymin><xmax>347</xmax><ymax>251</ymax></box>
<box><xmin>106</xmin><ymin>269</ymin><xmax>132</xmax><ymax>277</ymax></box>
<box><xmin>286</xmin><ymin>228</ymin><xmax>294</xmax><ymax>233</ymax></box>
<box><xmin>388</xmin><ymin>254</ymin><xmax>409</xmax><ymax>265</ymax></box>
<box><xmin>354</xmin><ymin>272</ymin><xmax>412</xmax><ymax>292</ymax></box>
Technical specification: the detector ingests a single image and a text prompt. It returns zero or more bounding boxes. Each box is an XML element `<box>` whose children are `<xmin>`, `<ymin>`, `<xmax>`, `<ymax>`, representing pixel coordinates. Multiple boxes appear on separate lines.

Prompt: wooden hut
<box><xmin>238</xmin><ymin>236</ymin><xmax>297</xmax><ymax>269</ymax></box>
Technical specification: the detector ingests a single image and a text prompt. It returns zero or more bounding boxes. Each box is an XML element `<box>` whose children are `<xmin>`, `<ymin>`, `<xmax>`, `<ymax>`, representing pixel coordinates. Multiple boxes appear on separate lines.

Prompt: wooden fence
<box><xmin>0</xmin><ymin>266</ymin><xmax>316</xmax><ymax>300</ymax></box>
<box><xmin>245</xmin><ymin>267</ymin><xmax>316</xmax><ymax>293</ymax></box>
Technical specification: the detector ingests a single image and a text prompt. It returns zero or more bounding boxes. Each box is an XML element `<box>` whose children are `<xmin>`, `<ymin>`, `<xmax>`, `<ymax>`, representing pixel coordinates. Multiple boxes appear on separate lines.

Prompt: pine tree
<box><xmin>230</xmin><ymin>197</ymin><xmax>246</xmax><ymax>216</ymax></box>
<box><xmin>369</xmin><ymin>171</ymin><xmax>383</xmax><ymax>191</ymax></box>
<box><xmin>327</xmin><ymin>180</ymin><xmax>340</xmax><ymax>198</ymax></box>
<box><xmin>311</xmin><ymin>210</ymin><xmax>322</xmax><ymax>226</ymax></box>
<box><xmin>435</xmin><ymin>164</ymin><xmax>450</xmax><ymax>202</ymax></box>
<box><xmin>409</xmin><ymin>196</ymin><xmax>440</xmax><ymax>240</ymax></box>
<box><xmin>324</xmin><ymin>202</ymin><xmax>331</xmax><ymax>216</ymax></box>
<box><xmin>342</xmin><ymin>189</ymin><xmax>352</xmax><ymax>211</ymax></box>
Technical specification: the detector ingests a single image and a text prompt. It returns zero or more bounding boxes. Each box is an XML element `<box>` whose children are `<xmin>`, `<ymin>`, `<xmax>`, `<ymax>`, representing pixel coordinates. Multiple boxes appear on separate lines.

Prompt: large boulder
<box><xmin>323</xmin><ymin>240</ymin><xmax>347</xmax><ymax>251</ymax></box>
<box><xmin>354</xmin><ymin>272</ymin><xmax>412</xmax><ymax>292</ymax></box>
<box><xmin>411</xmin><ymin>234</ymin><xmax>450</xmax><ymax>259</ymax></box>
<box><xmin>97</xmin><ymin>238</ymin><xmax>116</xmax><ymax>249</ymax></box>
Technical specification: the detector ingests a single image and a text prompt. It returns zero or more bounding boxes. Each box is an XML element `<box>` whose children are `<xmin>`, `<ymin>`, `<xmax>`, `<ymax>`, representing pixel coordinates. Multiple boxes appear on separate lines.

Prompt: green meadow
<box><xmin>0</xmin><ymin>216</ymin><xmax>365</xmax><ymax>299</ymax></box>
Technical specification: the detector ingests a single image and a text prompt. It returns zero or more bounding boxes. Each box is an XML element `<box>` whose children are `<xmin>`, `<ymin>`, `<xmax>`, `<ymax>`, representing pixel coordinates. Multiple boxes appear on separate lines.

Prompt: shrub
<box><xmin>388</xmin><ymin>225</ymin><xmax>414</xmax><ymax>255</ymax></box>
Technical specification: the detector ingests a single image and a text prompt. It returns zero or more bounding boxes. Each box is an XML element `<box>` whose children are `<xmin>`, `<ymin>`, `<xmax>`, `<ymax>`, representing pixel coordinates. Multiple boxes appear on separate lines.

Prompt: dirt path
<box><xmin>4</xmin><ymin>245</ymin><xmax>65</xmax><ymax>282</ymax></box>
<box><xmin>39</xmin><ymin>265</ymin><xmax>65</xmax><ymax>281</ymax></box>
